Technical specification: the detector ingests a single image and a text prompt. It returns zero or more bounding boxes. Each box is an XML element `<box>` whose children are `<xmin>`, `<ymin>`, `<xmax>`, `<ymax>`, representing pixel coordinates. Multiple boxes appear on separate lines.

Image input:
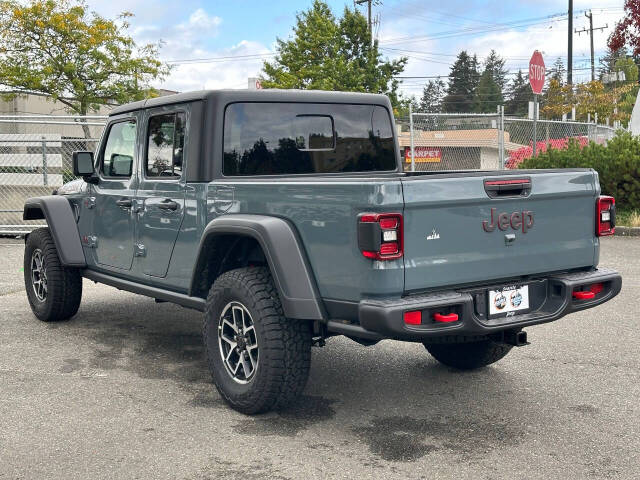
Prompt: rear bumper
<box><xmin>327</xmin><ymin>268</ymin><xmax>621</xmax><ymax>342</ymax></box>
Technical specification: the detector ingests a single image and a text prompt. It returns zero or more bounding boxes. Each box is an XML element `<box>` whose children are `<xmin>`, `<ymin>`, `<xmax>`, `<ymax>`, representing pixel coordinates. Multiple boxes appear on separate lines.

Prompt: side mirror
<box><xmin>73</xmin><ymin>151</ymin><xmax>94</xmax><ymax>176</ymax></box>
<box><xmin>72</xmin><ymin>151</ymin><xmax>98</xmax><ymax>183</ymax></box>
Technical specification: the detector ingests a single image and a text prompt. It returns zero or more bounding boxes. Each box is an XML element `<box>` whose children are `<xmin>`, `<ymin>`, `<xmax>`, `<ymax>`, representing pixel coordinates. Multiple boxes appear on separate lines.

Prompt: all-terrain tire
<box><xmin>203</xmin><ymin>267</ymin><xmax>312</xmax><ymax>415</ymax></box>
<box><xmin>424</xmin><ymin>340</ymin><xmax>512</xmax><ymax>370</ymax></box>
<box><xmin>24</xmin><ymin>227</ymin><xmax>82</xmax><ymax>322</ymax></box>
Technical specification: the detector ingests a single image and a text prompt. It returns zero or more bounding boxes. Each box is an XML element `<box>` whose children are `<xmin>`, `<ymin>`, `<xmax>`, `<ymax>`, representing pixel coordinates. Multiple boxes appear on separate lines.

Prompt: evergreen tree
<box><xmin>472</xmin><ymin>68</ymin><xmax>502</xmax><ymax>113</ymax></box>
<box><xmin>599</xmin><ymin>45</ymin><xmax>629</xmax><ymax>78</ymax></box>
<box><xmin>484</xmin><ymin>50</ymin><xmax>508</xmax><ymax>94</ymax></box>
<box><xmin>419</xmin><ymin>78</ymin><xmax>446</xmax><ymax>112</ymax></box>
<box><xmin>442</xmin><ymin>51</ymin><xmax>480</xmax><ymax>112</ymax></box>
<box><xmin>505</xmin><ymin>70</ymin><xmax>531</xmax><ymax>116</ymax></box>
<box><xmin>549</xmin><ymin>57</ymin><xmax>566</xmax><ymax>84</ymax></box>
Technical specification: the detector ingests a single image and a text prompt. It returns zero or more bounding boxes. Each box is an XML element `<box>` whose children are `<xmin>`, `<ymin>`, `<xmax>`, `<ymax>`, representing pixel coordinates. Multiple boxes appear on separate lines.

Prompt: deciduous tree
<box><xmin>608</xmin><ymin>0</ymin><xmax>640</xmax><ymax>57</ymax></box>
<box><xmin>0</xmin><ymin>0</ymin><xmax>169</xmax><ymax>137</ymax></box>
<box><xmin>261</xmin><ymin>1</ymin><xmax>407</xmax><ymax>109</ymax></box>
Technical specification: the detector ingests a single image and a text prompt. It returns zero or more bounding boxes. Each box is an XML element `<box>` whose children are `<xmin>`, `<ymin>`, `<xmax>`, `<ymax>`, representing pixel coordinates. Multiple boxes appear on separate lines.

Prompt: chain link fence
<box><xmin>0</xmin><ymin>116</ymin><xmax>106</xmax><ymax>235</ymax></box>
<box><xmin>0</xmin><ymin>112</ymin><xmax>622</xmax><ymax>235</ymax></box>
<box><xmin>398</xmin><ymin>109</ymin><xmax>618</xmax><ymax>172</ymax></box>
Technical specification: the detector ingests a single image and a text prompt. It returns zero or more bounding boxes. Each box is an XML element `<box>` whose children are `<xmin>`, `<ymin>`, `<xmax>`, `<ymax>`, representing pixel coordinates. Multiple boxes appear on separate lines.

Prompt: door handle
<box><xmin>157</xmin><ymin>199</ymin><xmax>178</xmax><ymax>211</ymax></box>
<box><xmin>116</xmin><ymin>198</ymin><xmax>132</xmax><ymax>208</ymax></box>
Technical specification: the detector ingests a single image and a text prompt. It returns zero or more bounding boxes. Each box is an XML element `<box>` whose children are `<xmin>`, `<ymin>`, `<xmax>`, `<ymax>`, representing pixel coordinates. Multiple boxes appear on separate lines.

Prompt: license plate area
<box><xmin>488</xmin><ymin>285</ymin><xmax>530</xmax><ymax>318</ymax></box>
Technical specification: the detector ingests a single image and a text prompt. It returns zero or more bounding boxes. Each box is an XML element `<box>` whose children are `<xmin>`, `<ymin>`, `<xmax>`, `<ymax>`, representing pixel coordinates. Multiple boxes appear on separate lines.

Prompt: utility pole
<box><xmin>575</xmin><ymin>11</ymin><xmax>608</xmax><ymax>82</ymax></box>
<box><xmin>356</xmin><ymin>0</ymin><xmax>374</xmax><ymax>43</ymax></box>
<box><xmin>567</xmin><ymin>0</ymin><xmax>573</xmax><ymax>85</ymax></box>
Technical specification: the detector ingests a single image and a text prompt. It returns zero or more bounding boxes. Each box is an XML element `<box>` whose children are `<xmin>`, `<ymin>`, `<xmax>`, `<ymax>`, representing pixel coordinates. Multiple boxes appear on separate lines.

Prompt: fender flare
<box><xmin>23</xmin><ymin>196</ymin><xmax>86</xmax><ymax>267</ymax></box>
<box><xmin>190</xmin><ymin>214</ymin><xmax>326</xmax><ymax>321</ymax></box>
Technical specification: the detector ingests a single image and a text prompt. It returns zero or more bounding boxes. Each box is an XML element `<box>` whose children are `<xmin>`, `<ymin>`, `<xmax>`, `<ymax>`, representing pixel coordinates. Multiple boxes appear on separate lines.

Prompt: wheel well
<box><xmin>192</xmin><ymin>234</ymin><xmax>268</xmax><ymax>298</ymax></box>
<box><xmin>23</xmin><ymin>205</ymin><xmax>45</xmax><ymax>220</ymax></box>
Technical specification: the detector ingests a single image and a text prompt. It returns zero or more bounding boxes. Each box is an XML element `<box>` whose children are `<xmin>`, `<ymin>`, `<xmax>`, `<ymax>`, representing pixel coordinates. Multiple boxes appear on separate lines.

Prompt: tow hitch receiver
<box><xmin>502</xmin><ymin>330</ymin><xmax>529</xmax><ymax>347</ymax></box>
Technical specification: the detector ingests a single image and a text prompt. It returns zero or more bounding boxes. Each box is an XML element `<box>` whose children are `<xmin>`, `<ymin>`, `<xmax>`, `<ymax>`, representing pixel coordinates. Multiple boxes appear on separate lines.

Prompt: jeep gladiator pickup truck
<box><xmin>22</xmin><ymin>90</ymin><xmax>622</xmax><ymax>414</ymax></box>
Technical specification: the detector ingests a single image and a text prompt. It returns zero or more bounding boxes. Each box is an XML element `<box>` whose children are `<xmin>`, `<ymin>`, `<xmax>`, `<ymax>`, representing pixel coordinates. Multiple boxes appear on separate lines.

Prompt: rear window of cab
<box><xmin>222</xmin><ymin>102</ymin><xmax>396</xmax><ymax>175</ymax></box>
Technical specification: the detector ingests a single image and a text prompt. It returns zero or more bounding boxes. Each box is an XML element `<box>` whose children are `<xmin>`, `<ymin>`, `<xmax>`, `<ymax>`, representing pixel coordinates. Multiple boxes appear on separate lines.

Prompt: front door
<box><xmin>92</xmin><ymin>118</ymin><xmax>138</xmax><ymax>271</ymax></box>
<box><xmin>135</xmin><ymin>109</ymin><xmax>187</xmax><ymax>278</ymax></box>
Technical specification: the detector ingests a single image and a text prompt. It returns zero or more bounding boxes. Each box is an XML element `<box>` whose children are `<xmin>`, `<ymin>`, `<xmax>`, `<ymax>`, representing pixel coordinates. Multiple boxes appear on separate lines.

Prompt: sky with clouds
<box><xmin>85</xmin><ymin>0</ymin><xmax>627</xmax><ymax>97</ymax></box>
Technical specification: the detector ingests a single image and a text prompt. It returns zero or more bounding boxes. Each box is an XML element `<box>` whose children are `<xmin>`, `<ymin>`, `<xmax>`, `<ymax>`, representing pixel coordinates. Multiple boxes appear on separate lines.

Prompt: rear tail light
<box><xmin>358</xmin><ymin>213</ymin><xmax>403</xmax><ymax>260</ymax></box>
<box><xmin>596</xmin><ymin>196</ymin><xmax>615</xmax><ymax>236</ymax></box>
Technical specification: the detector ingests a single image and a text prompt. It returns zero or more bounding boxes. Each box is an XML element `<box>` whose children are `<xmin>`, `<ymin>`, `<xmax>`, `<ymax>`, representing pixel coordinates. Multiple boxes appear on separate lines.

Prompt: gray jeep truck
<box><xmin>22</xmin><ymin>89</ymin><xmax>622</xmax><ymax>414</ymax></box>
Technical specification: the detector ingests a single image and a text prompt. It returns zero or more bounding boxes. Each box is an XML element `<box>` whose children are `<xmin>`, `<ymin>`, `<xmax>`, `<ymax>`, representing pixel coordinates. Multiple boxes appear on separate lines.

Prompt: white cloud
<box><xmin>180</xmin><ymin>8</ymin><xmax>222</xmax><ymax>33</ymax></box>
<box><xmin>120</xmin><ymin>7</ymin><xmax>270</xmax><ymax>92</ymax></box>
<box><xmin>161</xmin><ymin>40</ymin><xmax>273</xmax><ymax>92</ymax></box>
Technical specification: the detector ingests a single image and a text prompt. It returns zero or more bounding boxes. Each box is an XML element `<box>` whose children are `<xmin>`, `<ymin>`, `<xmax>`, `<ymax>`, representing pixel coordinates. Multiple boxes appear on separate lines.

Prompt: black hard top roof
<box><xmin>108</xmin><ymin>89</ymin><xmax>392</xmax><ymax>116</ymax></box>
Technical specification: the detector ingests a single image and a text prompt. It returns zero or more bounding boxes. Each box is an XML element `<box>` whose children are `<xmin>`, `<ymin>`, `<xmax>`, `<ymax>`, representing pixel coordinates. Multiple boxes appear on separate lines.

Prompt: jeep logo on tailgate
<box><xmin>482</xmin><ymin>208</ymin><xmax>534</xmax><ymax>233</ymax></box>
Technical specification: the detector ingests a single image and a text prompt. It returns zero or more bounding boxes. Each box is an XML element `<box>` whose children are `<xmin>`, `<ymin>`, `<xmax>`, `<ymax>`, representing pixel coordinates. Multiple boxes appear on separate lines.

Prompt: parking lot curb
<box><xmin>615</xmin><ymin>226</ymin><xmax>640</xmax><ymax>237</ymax></box>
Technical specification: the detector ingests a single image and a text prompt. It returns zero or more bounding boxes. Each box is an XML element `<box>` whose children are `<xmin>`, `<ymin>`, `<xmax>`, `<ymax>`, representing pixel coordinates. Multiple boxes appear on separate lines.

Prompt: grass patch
<box><xmin>617</xmin><ymin>209</ymin><xmax>640</xmax><ymax>227</ymax></box>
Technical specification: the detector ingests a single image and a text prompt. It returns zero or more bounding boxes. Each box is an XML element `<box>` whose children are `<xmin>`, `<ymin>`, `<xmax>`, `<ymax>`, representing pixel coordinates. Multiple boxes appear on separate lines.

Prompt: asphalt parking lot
<box><xmin>1</xmin><ymin>236</ymin><xmax>639</xmax><ymax>479</ymax></box>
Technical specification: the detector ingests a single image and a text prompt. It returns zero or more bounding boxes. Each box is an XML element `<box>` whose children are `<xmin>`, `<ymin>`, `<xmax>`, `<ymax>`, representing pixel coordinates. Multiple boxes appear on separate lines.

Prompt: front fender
<box><xmin>191</xmin><ymin>214</ymin><xmax>325</xmax><ymax>320</ymax></box>
<box><xmin>23</xmin><ymin>196</ymin><xmax>86</xmax><ymax>267</ymax></box>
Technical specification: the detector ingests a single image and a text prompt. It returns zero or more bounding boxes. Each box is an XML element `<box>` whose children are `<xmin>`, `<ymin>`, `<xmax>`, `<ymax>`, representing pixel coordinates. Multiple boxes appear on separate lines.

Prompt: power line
<box><xmin>166</xmin><ymin>52</ymin><xmax>275</xmax><ymax>65</ymax></box>
<box><xmin>380</xmin><ymin>13</ymin><xmax>569</xmax><ymax>45</ymax></box>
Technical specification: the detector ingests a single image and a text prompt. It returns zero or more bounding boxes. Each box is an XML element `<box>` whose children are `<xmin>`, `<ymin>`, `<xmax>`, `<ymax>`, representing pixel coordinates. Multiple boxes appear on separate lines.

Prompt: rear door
<box><xmin>401</xmin><ymin>170</ymin><xmax>598</xmax><ymax>293</ymax></box>
<box><xmin>135</xmin><ymin>107</ymin><xmax>188</xmax><ymax>278</ymax></box>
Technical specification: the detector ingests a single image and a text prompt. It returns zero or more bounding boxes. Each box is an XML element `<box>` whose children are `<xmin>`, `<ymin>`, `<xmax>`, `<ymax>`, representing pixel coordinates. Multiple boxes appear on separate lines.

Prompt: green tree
<box><xmin>442</xmin><ymin>51</ymin><xmax>479</xmax><ymax>112</ymax></box>
<box><xmin>599</xmin><ymin>45</ymin><xmax>628</xmax><ymax>78</ymax></box>
<box><xmin>0</xmin><ymin>0</ymin><xmax>169</xmax><ymax>137</ymax></box>
<box><xmin>614</xmin><ymin>56</ymin><xmax>639</xmax><ymax>83</ymax></box>
<box><xmin>483</xmin><ymin>49</ymin><xmax>508</xmax><ymax>94</ymax></box>
<box><xmin>261</xmin><ymin>1</ymin><xmax>407</xmax><ymax>108</ymax></box>
<box><xmin>549</xmin><ymin>57</ymin><xmax>566</xmax><ymax>84</ymax></box>
<box><xmin>505</xmin><ymin>70</ymin><xmax>531</xmax><ymax>116</ymax></box>
<box><xmin>419</xmin><ymin>78</ymin><xmax>446</xmax><ymax>112</ymax></box>
<box><xmin>472</xmin><ymin>68</ymin><xmax>502</xmax><ymax>113</ymax></box>
<box><xmin>541</xmin><ymin>78</ymin><xmax>572</xmax><ymax>119</ymax></box>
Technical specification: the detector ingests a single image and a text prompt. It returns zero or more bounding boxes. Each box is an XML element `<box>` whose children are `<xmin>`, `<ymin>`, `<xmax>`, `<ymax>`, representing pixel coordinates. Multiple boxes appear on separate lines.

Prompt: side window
<box><xmin>101</xmin><ymin>120</ymin><xmax>137</xmax><ymax>178</ymax></box>
<box><xmin>146</xmin><ymin>112</ymin><xmax>186</xmax><ymax>178</ymax></box>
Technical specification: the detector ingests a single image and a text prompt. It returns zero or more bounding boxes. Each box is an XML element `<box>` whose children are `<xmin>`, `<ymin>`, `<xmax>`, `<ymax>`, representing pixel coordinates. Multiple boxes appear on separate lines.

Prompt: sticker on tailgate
<box><xmin>489</xmin><ymin>285</ymin><xmax>529</xmax><ymax>316</ymax></box>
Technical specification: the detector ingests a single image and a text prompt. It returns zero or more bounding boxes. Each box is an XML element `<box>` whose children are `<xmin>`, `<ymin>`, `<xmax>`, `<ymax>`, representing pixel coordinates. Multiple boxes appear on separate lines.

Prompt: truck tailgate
<box><xmin>401</xmin><ymin>170</ymin><xmax>598</xmax><ymax>293</ymax></box>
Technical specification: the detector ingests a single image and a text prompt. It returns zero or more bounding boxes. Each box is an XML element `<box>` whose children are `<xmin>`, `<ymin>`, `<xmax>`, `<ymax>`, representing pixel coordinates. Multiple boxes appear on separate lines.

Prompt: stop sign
<box><xmin>529</xmin><ymin>50</ymin><xmax>546</xmax><ymax>95</ymax></box>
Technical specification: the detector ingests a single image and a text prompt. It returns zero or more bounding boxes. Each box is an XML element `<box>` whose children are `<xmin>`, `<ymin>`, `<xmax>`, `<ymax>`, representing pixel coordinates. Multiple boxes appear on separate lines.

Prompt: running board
<box><xmin>82</xmin><ymin>270</ymin><xmax>206</xmax><ymax>311</ymax></box>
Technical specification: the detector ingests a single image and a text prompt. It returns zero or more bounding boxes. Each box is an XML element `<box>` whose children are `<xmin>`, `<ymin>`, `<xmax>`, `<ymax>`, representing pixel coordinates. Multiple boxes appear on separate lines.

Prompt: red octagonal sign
<box><xmin>529</xmin><ymin>50</ymin><xmax>546</xmax><ymax>95</ymax></box>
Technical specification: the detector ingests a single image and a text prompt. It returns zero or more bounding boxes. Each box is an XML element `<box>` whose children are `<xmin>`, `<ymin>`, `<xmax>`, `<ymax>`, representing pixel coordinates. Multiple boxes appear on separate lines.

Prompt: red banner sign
<box><xmin>404</xmin><ymin>147</ymin><xmax>442</xmax><ymax>163</ymax></box>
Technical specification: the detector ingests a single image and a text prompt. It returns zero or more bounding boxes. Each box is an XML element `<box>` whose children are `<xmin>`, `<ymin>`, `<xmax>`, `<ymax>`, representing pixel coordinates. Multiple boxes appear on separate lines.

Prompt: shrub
<box><xmin>506</xmin><ymin>136</ymin><xmax>589</xmax><ymax>169</ymax></box>
<box><xmin>518</xmin><ymin>131</ymin><xmax>640</xmax><ymax>211</ymax></box>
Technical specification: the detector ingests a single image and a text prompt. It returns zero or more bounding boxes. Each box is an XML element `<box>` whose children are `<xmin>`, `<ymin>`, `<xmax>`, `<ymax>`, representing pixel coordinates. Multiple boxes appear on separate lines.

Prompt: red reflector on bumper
<box><xmin>404</xmin><ymin>311</ymin><xmax>422</xmax><ymax>325</ymax></box>
<box><xmin>433</xmin><ymin>312</ymin><xmax>459</xmax><ymax>323</ymax></box>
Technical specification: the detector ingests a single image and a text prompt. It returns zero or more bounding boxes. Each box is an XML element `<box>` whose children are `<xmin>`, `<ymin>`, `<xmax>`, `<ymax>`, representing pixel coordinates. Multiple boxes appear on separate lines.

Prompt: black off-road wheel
<box><xmin>24</xmin><ymin>227</ymin><xmax>82</xmax><ymax>322</ymax></box>
<box><xmin>424</xmin><ymin>340</ymin><xmax>512</xmax><ymax>370</ymax></box>
<box><xmin>203</xmin><ymin>267</ymin><xmax>312</xmax><ymax>415</ymax></box>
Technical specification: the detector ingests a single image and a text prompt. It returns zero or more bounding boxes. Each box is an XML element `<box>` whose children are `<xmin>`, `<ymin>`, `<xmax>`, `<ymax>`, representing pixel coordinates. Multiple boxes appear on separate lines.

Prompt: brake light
<box><xmin>358</xmin><ymin>213</ymin><xmax>403</xmax><ymax>260</ymax></box>
<box><xmin>596</xmin><ymin>196</ymin><xmax>615</xmax><ymax>236</ymax></box>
